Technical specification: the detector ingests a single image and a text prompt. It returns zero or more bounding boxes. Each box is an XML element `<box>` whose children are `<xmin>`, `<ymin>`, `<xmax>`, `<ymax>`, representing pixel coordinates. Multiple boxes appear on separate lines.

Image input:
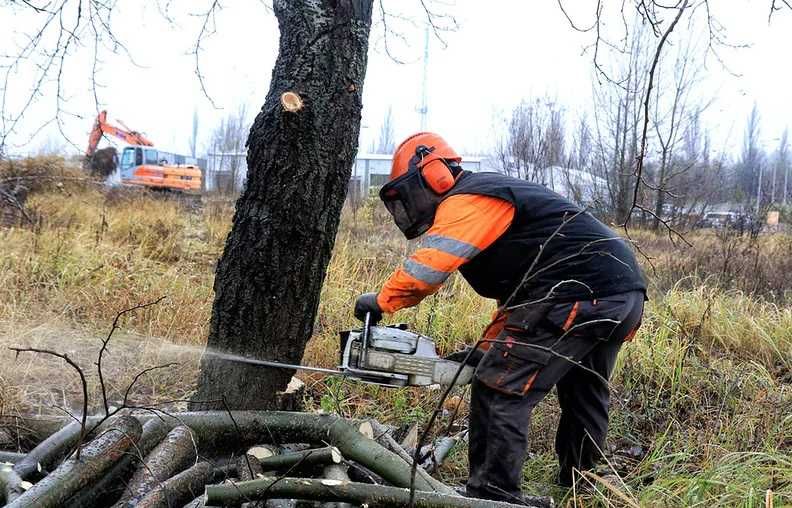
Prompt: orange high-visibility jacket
<box><xmin>377</xmin><ymin>194</ymin><xmax>515</xmax><ymax>313</ymax></box>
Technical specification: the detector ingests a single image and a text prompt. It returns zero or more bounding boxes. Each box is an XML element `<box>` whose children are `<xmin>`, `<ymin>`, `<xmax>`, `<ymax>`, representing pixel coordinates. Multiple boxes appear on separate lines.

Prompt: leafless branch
<box><xmin>0</xmin><ymin>0</ymin><xmax>130</xmax><ymax>153</ymax></box>
<box><xmin>122</xmin><ymin>363</ymin><xmax>179</xmax><ymax>408</ymax></box>
<box><xmin>220</xmin><ymin>397</ymin><xmax>254</xmax><ymax>479</ymax></box>
<box><xmin>376</xmin><ymin>0</ymin><xmax>412</xmax><ymax>64</ymax></box>
<box><xmin>557</xmin><ymin>0</ymin><xmax>599</xmax><ymax>32</ymax></box>
<box><xmin>8</xmin><ymin>346</ymin><xmax>89</xmax><ymax>459</ymax></box>
<box><xmin>418</xmin><ymin>0</ymin><xmax>458</xmax><ymax>48</ymax></box>
<box><xmin>768</xmin><ymin>0</ymin><xmax>792</xmax><ymax>22</ymax></box>
<box><xmin>191</xmin><ymin>0</ymin><xmax>222</xmax><ymax>109</ymax></box>
<box><xmin>97</xmin><ymin>296</ymin><xmax>167</xmax><ymax>417</ymax></box>
<box><xmin>622</xmin><ymin>0</ymin><xmax>689</xmax><ymax>233</ymax></box>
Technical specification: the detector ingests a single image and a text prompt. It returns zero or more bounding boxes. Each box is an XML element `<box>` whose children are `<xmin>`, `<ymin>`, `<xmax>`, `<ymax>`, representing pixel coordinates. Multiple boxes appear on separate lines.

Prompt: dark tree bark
<box><xmin>191</xmin><ymin>0</ymin><xmax>373</xmax><ymax>410</ymax></box>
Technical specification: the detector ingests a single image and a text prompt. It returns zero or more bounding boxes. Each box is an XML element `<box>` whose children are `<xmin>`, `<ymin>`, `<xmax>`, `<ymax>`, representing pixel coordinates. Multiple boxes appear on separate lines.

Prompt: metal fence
<box><xmin>205</xmin><ymin>152</ymin><xmax>483</xmax><ymax>195</ymax></box>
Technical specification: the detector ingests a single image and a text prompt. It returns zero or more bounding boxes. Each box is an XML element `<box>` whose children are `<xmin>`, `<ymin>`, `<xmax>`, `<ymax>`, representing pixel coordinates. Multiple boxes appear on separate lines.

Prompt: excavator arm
<box><xmin>86</xmin><ymin>110</ymin><xmax>154</xmax><ymax>156</ymax></box>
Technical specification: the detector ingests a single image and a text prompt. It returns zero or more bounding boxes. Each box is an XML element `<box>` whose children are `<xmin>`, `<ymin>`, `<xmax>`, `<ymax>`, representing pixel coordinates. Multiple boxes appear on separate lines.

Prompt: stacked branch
<box><xmin>7</xmin><ymin>416</ymin><xmax>142</xmax><ymax>508</ymax></box>
<box><xmin>0</xmin><ymin>410</ymin><xmax>553</xmax><ymax>508</ymax></box>
<box><xmin>206</xmin><ymin>476</ymin><xmax>536</xmax><ymax>508</ymax></box>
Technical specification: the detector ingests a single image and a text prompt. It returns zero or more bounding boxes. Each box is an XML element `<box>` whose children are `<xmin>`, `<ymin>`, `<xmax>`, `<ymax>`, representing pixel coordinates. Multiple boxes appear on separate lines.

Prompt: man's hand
<box><xmin>354</xmin><ymin>292</ymin><xmax>383</xmax><ymax>324</ymax></box>
<box><xmin>444</xmin><ymin>346</ymin><xmax>485</xmax><ymax>367</ymax></box>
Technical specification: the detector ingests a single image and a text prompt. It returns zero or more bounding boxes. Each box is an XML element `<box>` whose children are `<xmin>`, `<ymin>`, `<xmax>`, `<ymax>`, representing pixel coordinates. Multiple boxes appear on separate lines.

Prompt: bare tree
<box><xmin>557</xmin><ymin>0</ymin><xmax>791</xmax><ymax>235</ymax></box>
<box><xmin>648</xmin><ymin>36</ymin><xmax>707</xmax><ymax>229</ymax></box>
<box><xmin>740</xmin><ymin>103</ymin><xmax>764</xmax><ymax>208</ymax></box>
<box><xmin>496</xmin><ymin>97</ymin><xmax>566</xmax><ymax>184</ymax></box>
<box><xmin>35</xmin><ymin>134</ymin><xmax>67</xmax><ymax>156</ymax></box>
<box><xmin>589</xmin><ymin>22</ymin><xmax>652</xmax><ymax>223</ymax></box>
<box><xmin>671</xmin><ymin>111</ymin><xmax>725</xmax><ymax>225</ymax></box>
<box><xmin>209</xmin><ymin>105</ymin><xmax>249</xmax><ymax>193</ymax></box>
<box><xmin>778</xmin><ymin>128</ymin><xmax>790</xmax><ymax>206</ymax></box>
<box><xmin>189</xmin><ymin>109</ymin><xmax>200</xmax><ymax>159</ymax></box>
<box><xmin>374</xmin><ymin>106</ymin><xmax>396</xmax><ymax>154</ymax></box>
<box><xmin>570</xmin><ymin>114</ymin><xmax>592</xmax><ymax>172</ymax></box>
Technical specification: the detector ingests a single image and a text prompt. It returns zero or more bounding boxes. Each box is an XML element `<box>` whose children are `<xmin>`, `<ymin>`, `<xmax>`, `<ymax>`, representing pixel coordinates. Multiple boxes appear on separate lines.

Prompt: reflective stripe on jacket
<box><xmin>377</xmin><ymin>193</ymin><xmax>515</xmax><ymax>313</ymax></box>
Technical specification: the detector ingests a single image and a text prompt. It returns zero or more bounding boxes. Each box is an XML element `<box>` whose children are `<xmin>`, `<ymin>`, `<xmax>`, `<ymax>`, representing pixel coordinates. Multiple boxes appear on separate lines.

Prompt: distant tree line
<box><xmin>494</xmin><ymin>21</ymin><xmax>790</xmax><ymax>230</ymax></box>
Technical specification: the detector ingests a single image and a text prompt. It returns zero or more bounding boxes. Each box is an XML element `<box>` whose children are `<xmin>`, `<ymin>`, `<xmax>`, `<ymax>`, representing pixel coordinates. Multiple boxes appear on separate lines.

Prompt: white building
<box><xmin>204</xmin><ymin>152</ymin><xmax>483</xmax><ymax>194</ymax></box>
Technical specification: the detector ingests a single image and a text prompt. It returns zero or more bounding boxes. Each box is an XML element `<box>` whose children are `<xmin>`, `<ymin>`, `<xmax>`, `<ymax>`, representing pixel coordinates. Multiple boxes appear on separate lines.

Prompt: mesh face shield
<box><xmin>379</xmin><ymin>169</ymin><xmax>442</xmax><ymax>239</ymax></box>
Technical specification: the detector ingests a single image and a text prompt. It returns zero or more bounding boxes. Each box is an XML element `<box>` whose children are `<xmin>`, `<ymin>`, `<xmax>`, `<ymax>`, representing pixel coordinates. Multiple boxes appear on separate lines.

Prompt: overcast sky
<box><xmin>2</xmin><ymin>1</ymin><xmax>791</xmax><ymax>158</ymax></box>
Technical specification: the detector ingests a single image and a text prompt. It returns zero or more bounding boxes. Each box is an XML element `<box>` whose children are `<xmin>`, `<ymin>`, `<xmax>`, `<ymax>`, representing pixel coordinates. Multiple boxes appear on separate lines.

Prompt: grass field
<box><xmin>0</xmin><ymin>158</ymin><xmax>789</xmax><ymax>506</ymax></box>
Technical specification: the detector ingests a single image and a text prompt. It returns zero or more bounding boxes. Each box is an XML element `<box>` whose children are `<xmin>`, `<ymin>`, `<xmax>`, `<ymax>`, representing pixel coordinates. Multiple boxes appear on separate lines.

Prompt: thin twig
<box><xmin>97</xmin><ymin>296</ymin><xmax>167</xmax><ymax>416</ymax></box>
<box><xmin>622</xmin><ymin>0</ymin><xmax>690</xmax><ymax>233</ymax></box>
<box><xmin>8</xmin><ymin>347</ymin><xmax>89</xmax><ymax>459</ymax></box>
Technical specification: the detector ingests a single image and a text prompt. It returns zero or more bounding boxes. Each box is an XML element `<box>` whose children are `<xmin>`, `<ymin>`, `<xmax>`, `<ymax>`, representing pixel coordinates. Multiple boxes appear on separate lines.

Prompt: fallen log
<box><xmin>13</xmin><ymin>421</ymin><xmax>82</xmax><ymax>481</ymax></box>
<box><xmin>321</xmin><ymin>464</ymin><xmax>353</xmax><ymax>508</ymax></box>
<box><xmin>368</xmin><ymin>419</ymin><xmax>455</xmax><ymax>495</ymax></box>
<box><xmin>147</xmin><ymin>411</ymin><xmax>447</xmax><ymax>493</ymax></box>
<box><xmin>66</xmin><ymin>417</ymin><xmax>171</xmax><ymax>507</ymax></box>
<box><xmin>248</xmin><ymin>444</ymin><xmax>277</xmax><ymax>461</ymax></box>
<box><xmin>114</xmin><ymin>425</ymin><xmax>197</xmax><ymax>507</ymax></box>
<box><xmin>133</xmin><ymin>461</ymin><xmax>213</xmax><ymax>508</ymax></box>
<box><xmin>236</xmin><ymin>453</ymin><xmax>264</xmax><ymax>508</ymax></box>
<box><xmin>0</xmin><ymin>464</ymin><xmax>27</xmax><ymax>503</ymax></box>
<box><xmin>7</xmin><ymin>415</ymin><xmax>142</xmax><ymax>508</ymax></box>
<box><xmin>256</xmin><ymin>446</ymin><xmax>342</xmax><ymax>471</ymax></box>
<box><xmin>205</xmin><ymin>476</ymin><xmax>539</xmax><ymax>508</ymax></box>
<box><xmin>237</xmin><ymin>453</ymin><xmax>264</xmax><ymax>481</ymax></box>
<box><xmin>255</xmin><ymin>446</ymin><xmax>297</xmax><ymax>508</ymax></box>
<box><xmin>421</xmin><ymin>431</ymin><xmax>467</xmax><ymax>473</ymax></box>
<box><xmin>401</xmin><ymin>423</ymin><xmax>419</xmax><ymax>453</ymax></box>
<box><xmin>367</xmin><ymin>420</ymin><xmax>410</xmax><ymax>462</ymax></box>
<box><xmin>346</xmin><ymin>461</ymin><xmax>386</xmax><ymax>485</ymax></box>
<box><xmin>0</xmin><ymin>451</ymin><xmax>25</xmax><ymax>464</ymax></box>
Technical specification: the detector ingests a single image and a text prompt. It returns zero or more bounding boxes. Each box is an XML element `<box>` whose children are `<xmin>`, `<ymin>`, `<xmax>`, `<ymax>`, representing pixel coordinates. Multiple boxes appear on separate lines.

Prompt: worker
<box><xmin>354</xmin><ymin>132</ymin><xmax>646</xmax><ymax>502</ymax></box>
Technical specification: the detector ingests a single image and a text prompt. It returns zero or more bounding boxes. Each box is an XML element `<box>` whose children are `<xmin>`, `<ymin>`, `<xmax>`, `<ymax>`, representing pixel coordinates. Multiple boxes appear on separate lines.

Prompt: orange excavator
<box><xmin>85</xmin><ymin>110</ymin><xmax>201</xmax><ymax>192</ymax></box>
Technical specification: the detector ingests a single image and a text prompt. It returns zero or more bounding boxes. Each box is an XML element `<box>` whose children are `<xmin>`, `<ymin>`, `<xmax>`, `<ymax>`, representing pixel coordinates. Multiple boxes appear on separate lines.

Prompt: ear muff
<box><xmin>407</xmin><ymin>144</ymin><xmax>456</xmax><ymax>194</ymax></box>
<box><xmin>421</xmin><ymin>159</ymin><xmax>455</xmax><ymax>194</ymax></box>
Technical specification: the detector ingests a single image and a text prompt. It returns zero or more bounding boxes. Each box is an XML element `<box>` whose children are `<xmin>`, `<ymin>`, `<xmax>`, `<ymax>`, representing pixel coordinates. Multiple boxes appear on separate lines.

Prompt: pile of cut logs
<box><xmin>0</xmin><ymin>411</ymin><xmax>552</xmax><ymax>508</ymax></box>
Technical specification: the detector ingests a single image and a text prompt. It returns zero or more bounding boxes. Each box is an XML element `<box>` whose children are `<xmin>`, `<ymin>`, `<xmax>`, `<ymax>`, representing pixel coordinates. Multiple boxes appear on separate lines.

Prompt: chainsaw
<box><xmin>229</xmin><ymin>313</ymin><xmax>474</xmax><ymax>387</ymax></box>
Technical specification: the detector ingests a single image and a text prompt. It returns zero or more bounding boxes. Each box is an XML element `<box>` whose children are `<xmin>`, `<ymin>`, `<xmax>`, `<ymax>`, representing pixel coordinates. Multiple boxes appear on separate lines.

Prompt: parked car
<box><xmin>698</xmin><ymin>211</ymin><xmax>758</xmax><ymax>231</ymax></box>
<box><xmin>699</xmin><ymin>211</ymin><xmax>738</xmax><ymax>228</ymax></box>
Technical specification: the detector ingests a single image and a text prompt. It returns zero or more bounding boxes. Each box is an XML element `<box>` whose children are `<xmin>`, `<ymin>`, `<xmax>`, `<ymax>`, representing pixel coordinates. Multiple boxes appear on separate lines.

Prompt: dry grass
<box><xmin>629</xmin><ymin>228</ymin><xmax>792</xmax><ymax>303</ymax></box>
<box><xmin>0</xmin><ymin>157</ymin><xmax>789</xmax><ymax>506</ymax></box>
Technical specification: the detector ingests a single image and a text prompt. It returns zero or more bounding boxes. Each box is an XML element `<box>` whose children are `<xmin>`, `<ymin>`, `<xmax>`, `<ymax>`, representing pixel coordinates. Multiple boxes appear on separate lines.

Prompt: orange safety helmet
<box><xmin>380</xmin><ymin>132</ymin><xmax>464</xmax><ymax>239</ymax></box>
<box><xmin>390</xmin><ymin>132</ymin><xmax>462</xmax><ymax>193</ymax></box>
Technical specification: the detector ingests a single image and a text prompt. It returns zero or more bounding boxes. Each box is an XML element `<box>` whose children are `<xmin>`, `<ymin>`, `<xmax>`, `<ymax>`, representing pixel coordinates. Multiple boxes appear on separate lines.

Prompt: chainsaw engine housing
<box><xmin>339</xmin><ymin>324</ymin><xmax>473</xmax><ymax>387</ymax></box>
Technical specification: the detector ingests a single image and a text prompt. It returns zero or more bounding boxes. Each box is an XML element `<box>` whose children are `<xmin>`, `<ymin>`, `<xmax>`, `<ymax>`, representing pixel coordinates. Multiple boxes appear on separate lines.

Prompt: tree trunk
<box><xmin>192</xmin><ymin>0</ymin><xmax>373</xmax><ymax>410</ymax></box>
<box><xmin>653</xmin><ymin>154</ymin><xmax>668</xmax><ymax>231</ymax></box>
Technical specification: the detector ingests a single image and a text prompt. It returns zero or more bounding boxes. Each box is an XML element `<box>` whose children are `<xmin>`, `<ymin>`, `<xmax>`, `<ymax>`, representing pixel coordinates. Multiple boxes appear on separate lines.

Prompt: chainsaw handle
<box><xmin>360</xmin><ymin>312</ymin><xmax>372</xmax><ymax>366</ymax></box>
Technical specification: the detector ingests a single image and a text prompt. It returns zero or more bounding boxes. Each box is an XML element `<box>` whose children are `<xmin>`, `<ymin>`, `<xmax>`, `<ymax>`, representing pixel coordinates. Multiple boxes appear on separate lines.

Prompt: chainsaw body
<box><xmin>339</xmin><ymin>323</ymin><xmax>474</xmax><ymax>387</ymax></box>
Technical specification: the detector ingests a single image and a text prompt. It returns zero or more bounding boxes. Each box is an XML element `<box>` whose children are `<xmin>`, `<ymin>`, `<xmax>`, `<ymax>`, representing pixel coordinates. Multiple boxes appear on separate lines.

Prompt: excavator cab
<box><xmin>119</xmin><ymin>146</ymin><xmax>142</xmax><ymax>179</ymax></box>
<box><xmin>119</xmin><ymin>145</ymin><xmax>201</xmax><ymax>191</ymax></box>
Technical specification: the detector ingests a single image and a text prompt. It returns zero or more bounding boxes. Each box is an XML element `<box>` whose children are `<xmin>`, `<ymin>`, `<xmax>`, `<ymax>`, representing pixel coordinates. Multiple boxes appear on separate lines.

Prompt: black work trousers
<box><xmin>466</xmin><ymin>290</ymin><xmax>644</xmax><ymax>502</ymax></box>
